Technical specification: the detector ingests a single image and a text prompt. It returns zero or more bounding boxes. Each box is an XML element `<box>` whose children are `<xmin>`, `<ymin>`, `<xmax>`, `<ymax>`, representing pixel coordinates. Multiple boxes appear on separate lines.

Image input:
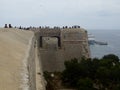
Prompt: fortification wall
<box><xmin>39</xmin><ymin>49</ymin><xmax>65</xmax><ymax>71</ymax></box>
<box><xmin>35</xmin><ymin>28</ymin><xmax>90</xmax><ymax>72</ymax></box>
<box><xmin>0</xmin><ymin>28</ymin><xmax>39</xmax><ymax>90</ymax></box>
<box><xmin>61</xmin><ymin>29</ymin><xmax>90</xmax><ymax>60</ymax></box>
<box><xmin>27</xmin><ymin>35</ymin><xmax>36</xmax><ymax>90</ymax></box>
<box><xmin>0</xmin><ymin>28</ymin><xmax>47</xmax><ymax>90</ymax></box>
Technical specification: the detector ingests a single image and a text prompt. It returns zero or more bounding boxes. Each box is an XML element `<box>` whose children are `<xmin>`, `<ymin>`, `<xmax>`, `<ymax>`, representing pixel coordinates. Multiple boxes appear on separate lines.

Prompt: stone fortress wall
<box><xmin>0</xmin><ymin>28</ymin><xmax>38</xmax><ymax>90</ymax></box>
<box><xmin>61</xmin><ymin>28</ymin><xmax>90</xmax><ymax>60</ymax></box>
<box><xmin>0</xmin><ymin>25</ymin><xmax>90</xmax><ymax>90</ymax></box>
<box><xmin>34</xmin><ymin>26</ymin><xmax>90</xmax><ymax>72</ymax></box>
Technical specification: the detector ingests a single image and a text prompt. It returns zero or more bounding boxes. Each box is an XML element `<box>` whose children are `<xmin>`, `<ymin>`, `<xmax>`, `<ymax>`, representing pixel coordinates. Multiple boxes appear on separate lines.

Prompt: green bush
<box><xmin>62</xmin><ymin>54</ymin><xmax>120</xmax><ymax>90</ymax></box>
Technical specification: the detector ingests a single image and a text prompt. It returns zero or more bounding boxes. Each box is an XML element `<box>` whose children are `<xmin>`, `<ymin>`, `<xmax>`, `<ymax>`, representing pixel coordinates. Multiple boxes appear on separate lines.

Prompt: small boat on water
<box><xmin>95</xmin><ymin>41</ymin><xmax>108</xmax><ymax>45</ymax></box>
<box><xmin>88</xmin><ymin>38</ymin><xmax>95</xmax><ymax>45</ymax></box>
<box><xmin>88</xmin><ymin>34</ymin><xmax>108</xmax><ymax>45</ymax></box>
<box><xmin>88</xmin><ymin>34</ymin><xmax>96</xmax><ymax>45</ymax></box>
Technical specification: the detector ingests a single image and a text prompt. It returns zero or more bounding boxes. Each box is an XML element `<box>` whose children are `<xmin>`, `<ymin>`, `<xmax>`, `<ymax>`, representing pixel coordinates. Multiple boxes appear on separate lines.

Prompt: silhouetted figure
<box><xmin>78</xmin><ymin>26</ymin><xmax>80</xmax><ymax>28</ymax></box>
<box><xmin>4</xmin><ymin>24</ymin><xmax>8</xmax><ymax>28</ymax></box>
<box><xmin>73</xmin><ymin>26</ymin><xmax>76</xmax><ymax>28</ymax></box>
<box><xmin>9</xmin><ymin>24</ymin><xmax>12</xmax><ymax>28</ymax></box>
<box><xmin>39</xmin><ymin>26</ymin><xmax>41</xmax><ymax>29</ymax></box>
<box><xmin>19</xmin><ymin>26</ymin><xmax>22</xmax><ymax>29</ymax></box>
<box><xmin>65</xmin><ymin>26</ymin><xmax>68</xmax><ymax>28</ymax></box>
<box><xmin>26</xmin><ymin>27</ymin><xmax>30</xmax><ymax>30</ymax></box>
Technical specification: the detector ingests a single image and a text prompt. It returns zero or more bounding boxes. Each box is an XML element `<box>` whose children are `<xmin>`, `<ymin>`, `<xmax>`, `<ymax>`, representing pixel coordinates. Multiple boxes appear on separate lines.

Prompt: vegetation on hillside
<box><xmin>62</xmin><ymin>54</ymin><xmax>120</xmax><ymax>90</ymax></box>
<box><xmin>44</xmin><ymin>54</ymin><xmax>120</xmax><ymax>90</ymax></box>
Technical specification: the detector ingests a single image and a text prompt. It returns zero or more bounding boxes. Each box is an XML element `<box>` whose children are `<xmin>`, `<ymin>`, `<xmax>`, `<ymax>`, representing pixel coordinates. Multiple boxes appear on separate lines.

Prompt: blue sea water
<box><xmin>88</xmin><ymin>30</ymin><xmax>120</xmax><ymax>59</ymax></box>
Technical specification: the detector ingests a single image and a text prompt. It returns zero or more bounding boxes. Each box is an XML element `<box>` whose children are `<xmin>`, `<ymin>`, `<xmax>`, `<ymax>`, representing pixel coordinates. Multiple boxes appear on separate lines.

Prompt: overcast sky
<box><xmin>0</xmin><ymin>0</ymin><xmax>120</xmax><ymax>29</ymax></box>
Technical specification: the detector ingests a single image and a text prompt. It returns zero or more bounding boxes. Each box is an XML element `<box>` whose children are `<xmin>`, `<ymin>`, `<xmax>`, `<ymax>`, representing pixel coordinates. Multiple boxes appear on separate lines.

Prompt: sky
<box><xmin>0</xmin><ymin>0</ymin><xmax>120</xmax><ymax>29</ymax></box>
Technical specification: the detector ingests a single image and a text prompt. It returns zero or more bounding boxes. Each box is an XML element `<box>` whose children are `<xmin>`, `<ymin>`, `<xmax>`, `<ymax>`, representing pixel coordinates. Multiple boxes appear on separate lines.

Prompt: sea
<box><xmin>88</xmin><ymin>30</ymin><xmax>120</xmax><ymax>59</ymax></box>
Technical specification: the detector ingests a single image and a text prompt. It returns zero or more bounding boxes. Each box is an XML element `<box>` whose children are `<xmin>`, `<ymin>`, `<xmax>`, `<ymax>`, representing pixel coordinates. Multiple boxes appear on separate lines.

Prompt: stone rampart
<box><xmin>35</xmin><ymin>28</ymin><xmax>90</xmax><ymax>72</ymax></box>
<box><xmin>0</xmin><ymin>28</ymin><xmax>39</xmax><ymax>90</ymax></box>
<box><xmin>27</xmin><ymin>35</ymin><xmax>36</xmax><ymax>90</ymax></box>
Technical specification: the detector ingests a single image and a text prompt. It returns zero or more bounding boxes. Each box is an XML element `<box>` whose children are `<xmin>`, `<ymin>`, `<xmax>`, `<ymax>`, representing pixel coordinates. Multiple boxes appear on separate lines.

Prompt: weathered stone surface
<box><xmin>35</xmin><ymin>27</ymin><xmax>90</xmax><ymax>72</ymax></box>
<box><xmin>0</xmin><ymin>28</ymin><xmax>35</xmax><ymax>90</ymax></box>
<box><xmin>0</xmin><ymin>27</ymin><xmax>90</xmax><ymax>89</ymax></box>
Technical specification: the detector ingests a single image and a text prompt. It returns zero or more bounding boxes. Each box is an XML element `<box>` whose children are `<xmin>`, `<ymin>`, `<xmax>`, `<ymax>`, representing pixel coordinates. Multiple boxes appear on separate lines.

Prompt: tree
<box><xmin>77</xmin><ymin>78</ymin><xmax>96</xmax><ymax>90</ymax></box>
<box><xmin>103</xmin><ymin>54</ymin><xmax>119</xmax><ymax>63</ymax></box>
<box><xmin>61</xmin><ymin>54</ymin><xmax>120</xmax><ymax>90</ymax></box>
<box><xmin>62</xmin><ymin>58</ymin><xmax>81</xmax><ymax>87</ymax></box>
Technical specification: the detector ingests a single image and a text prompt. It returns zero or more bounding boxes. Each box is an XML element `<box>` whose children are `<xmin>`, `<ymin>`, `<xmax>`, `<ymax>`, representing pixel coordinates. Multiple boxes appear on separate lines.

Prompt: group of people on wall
<box><xmin>4</xmin><ymin>24</ymin><xmax>81</xmax><ymax>30</ymax></box>
<box><xmin>4</xmin><ymin>24</ymin><xmax>12</xmax><ymax>28</ymax></box>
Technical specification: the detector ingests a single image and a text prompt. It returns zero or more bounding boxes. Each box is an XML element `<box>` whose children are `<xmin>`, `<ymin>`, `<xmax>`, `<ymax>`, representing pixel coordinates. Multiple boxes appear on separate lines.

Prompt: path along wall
<box><xmin>26</xmin><ymin>32</ymin><xmax>46</xmax><ymax>90</ymax></box>
<box><xmin>27</xmin><ymin>35</ymin><xmax>36</xmax><ymax>90</ymax></box>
